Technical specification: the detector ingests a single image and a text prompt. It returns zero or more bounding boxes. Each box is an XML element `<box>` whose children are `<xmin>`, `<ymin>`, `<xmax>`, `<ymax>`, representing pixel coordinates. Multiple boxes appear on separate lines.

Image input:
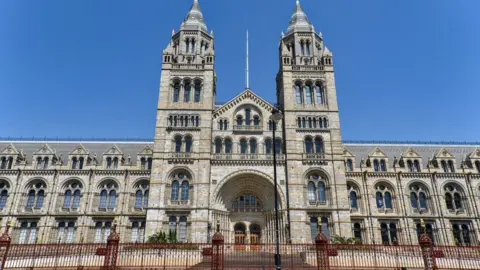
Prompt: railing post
<box><xmin>0</xmin><ymin>219</ymin><xmax>12</xmax><ymax>270</ymax></box>
<box><xmin>419</xmin><ymin>219</ymin><xmax>437</xmax><ymax>270</ymax></box>
<box><xmin>315</xmin><ymin>223</ymin><xmax>330</xmax><ymax>270</ymax></box>
<box><xmin>104</xmin><ymin>220</ymin><xmax>120</xmax><ymax>270</ymax></box>
<box><xmin>211</xmin><ymin>218</ymin><xmax>224</xmax><ymax>270</ymax></box>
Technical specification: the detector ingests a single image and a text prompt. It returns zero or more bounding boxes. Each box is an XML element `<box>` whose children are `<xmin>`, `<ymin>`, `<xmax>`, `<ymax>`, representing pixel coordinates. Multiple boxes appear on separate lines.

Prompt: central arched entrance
<box><xmin>212</xmin><ymin>171</ymin><xmax>287</xmax><ymax>245</ymax></box>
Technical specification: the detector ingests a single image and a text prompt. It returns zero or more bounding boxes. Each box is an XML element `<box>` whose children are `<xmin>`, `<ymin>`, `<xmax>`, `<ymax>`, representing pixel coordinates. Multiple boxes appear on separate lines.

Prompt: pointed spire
<box><xmin>286</xmin><ymin>0</ymin><xmax>314</xmax><ymax>35</ymax></box>
<box><xmin>180</xmin><ymin>0</ymin><xmax>208</xmax><ymax>32</ymax></box>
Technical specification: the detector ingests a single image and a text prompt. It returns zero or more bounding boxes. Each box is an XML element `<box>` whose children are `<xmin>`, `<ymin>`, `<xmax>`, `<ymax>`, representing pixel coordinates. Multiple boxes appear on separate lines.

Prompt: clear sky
<box><xmin>1</xmin><ymin>0</ymin><xmax>479</xmax><ymax>142</ymax></box>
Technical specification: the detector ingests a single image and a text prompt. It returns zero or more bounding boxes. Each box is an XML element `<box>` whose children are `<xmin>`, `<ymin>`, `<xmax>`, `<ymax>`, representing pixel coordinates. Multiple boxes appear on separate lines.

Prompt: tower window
<box><xmin>173</xmin><ymin>82</ymin><xmax>180</xmax><ymax>103</ymax></box>
<box><xmin>184</xmin><ymin>81</ymin><xmax>191</xmax><ymax>102</ymax></box>
<box><xmin>305</xmin><ymin>84</ymin><xmax>313</xmax><ymax>104</ymax></box>
<box><xmin>194</xmin><ymin>82</ymin><xmax>201</xmax><ymax>103</ymax></box>
<box><xmin>295</xmin><ymin>84</ymin><xmax>303</xmax><ymax>104</ymax></box>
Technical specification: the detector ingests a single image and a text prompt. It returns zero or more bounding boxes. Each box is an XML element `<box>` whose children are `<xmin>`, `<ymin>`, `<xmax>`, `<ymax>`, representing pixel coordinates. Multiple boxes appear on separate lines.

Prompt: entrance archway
<box><xmin>212</xmin><ymin>171</ymin><xmax>287</xmax><ymax>244</ymax></box>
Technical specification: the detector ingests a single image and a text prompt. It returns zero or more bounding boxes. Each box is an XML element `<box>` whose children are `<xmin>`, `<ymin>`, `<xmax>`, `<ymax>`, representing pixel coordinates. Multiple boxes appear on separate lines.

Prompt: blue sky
<box><xmin>1</xmin><ymin>0</ymin><xmax>479</xmax><ymax>142</ymax></box>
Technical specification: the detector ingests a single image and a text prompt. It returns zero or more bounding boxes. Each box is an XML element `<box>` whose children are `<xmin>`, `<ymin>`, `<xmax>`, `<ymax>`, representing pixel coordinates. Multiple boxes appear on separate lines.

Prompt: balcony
<box><xmin>302</xmin><ymin>153</ymin><xmax>328</xmax><ymax>165</ymax></box>
<box><xmin>292</xmin><ymin>65</ymin><xmax>324</xmax><ymax>72</ymax></box>
<box><xmin>233</xmin><ymin>125</ymin><xmax>263</xmax><ymax>133</ymax></box>
<box><xmin>213</xmin><ymin>154</ymin><xmax>285</xmax><ymax>161</ymax></box>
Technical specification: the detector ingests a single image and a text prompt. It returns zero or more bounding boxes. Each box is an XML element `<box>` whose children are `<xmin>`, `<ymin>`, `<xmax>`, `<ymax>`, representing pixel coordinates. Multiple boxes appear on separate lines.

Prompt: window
<box><xmin>314</xmin><ymin>137</ymin><xmax>324</xmax><ymax>155</ymax></box>
<box><xmin>310</xmin><ymin>217</ymin><xmax>318</xmax><ymax>242</ymax></box>
<box><xmin>380</xmin><ymin>222</ymin><xmax>398</xmax><ymax>245</ymax></box>
<box><xmin>181</xmin><ymin>181</ymin><xmax>189</xmax><ymax>201</ymax></box>
<box><xmin>63</xmin><ymin>181</ymin><xmax>82</xmax><ymax>209</ymax></box>
<box><xmin>416</xmin><ymin>222</ymin><xmax>434</xmax><ymax>244</ymax></box>
<box><xmin>185</xmin><ymin>136</ymin><xmax>192</xmax><ymax>153</ymax></box>
<box><xmin>0</xmin><ymin>157</ymin><xmax>13</xmax><ymax>170</ymax></box>
<box><xmin>225</xmin><ymin>138</ymin><xmax>232</xmax><ymax>154</ymax></box>
<box><xmin>249</xmin><ymin>139</ymin><xmax>257</xmax><ymax>154</ymax></box>
<box><xmin>346</xmin><ymin>159</ymin><xmax>353</xmax><ymax>172</ymax></box>
<box><xmin>0</xmin><ymin>182</ymin><xmax>9</xmax><ymax>209</ymax></box>
<box><xmin>36</xmin><ymin>157</ymin><xmax>42</xmax><ymax>169</ymax></box>
<box><xmin>178</xmin><ymin>216</ymin><xmax>188</xmax><ymax>242</ymax></box>
<box><xmin>232</xmin><ymin>193</ymin><xmax>262</xmax><ymax>212</ymax></box>
<box><xmin>375</xmin><ymin>185</ymin><xmax>393</xmax><ymax>210</ymax></box>
<box><xmin>215</xmin><ymin>138</ymin><xmax>222</xmax><ymax>154</ymax></box>
<box><xmin>410</xmin><ymin>184</ymin><xmax>428</xmax><ymax>211</ymax></box>
<box><xmin>475</xmin><ymin>161</ymin><xmax>480</xmax><ymax>172</ymax></box>
<box><xmin>444</xmin><ymin>184</ymin><xmax>464</xmax><ymax>211</ymax></box>
<box><xmin>71</xmin><ymin>157</ymin><xmax>77</xmax><ymax>169</ymax></box>
<box><xmin>173</xmin><ymin>82</ymin><xmax>180</xmax><ymax>103</ymax></box>
<box><xmin>441</xmin><ymin>160</ymin><xmax>448</xmax><ymax>173</ymax></box>
<box><xmin>169</xmin><ymin>216</ymin><xmax>177</xmax><ymax>233</ymax></box>
<box><xmin>380</xmin><ymin>159</ymin><xmax>387</xmax><ymax>171</ymax></box>
<box><xmin>240</xmin><ymin>139</ymin><xmax>247</xmax><ymax>154</ymax></box>
<box><xmin>348</xmin><ymin>184</ymin><xmax>358</xmax><ymax>209</ymax></box>
<box><xmin>43</xmin><ymin>158</ymin><xmax>49</xmax><ymax>169</ymax></box>
<box><xmin>94</xmin><ymin>221</ymin><xmax>112</xmax><ymax>243</ymax></box>
<box><xmin>308</xmin><ymin>182</ymin><xmax>316</xmax><ymax>201</ymax></box>
<box><xmin>317</xmin><ymin>182</ymin><xmax>326</xmax><ymax>202</ymax></box>
<box><xmin>295</xmin><ymin>84</ymin><xmax>302</xmax><ymax>104</ymax></box>
<box><xmin>253</xmin><ymin>116</ymin><xmax>260</xmax><ymax>126</ymax></box>
<box><xmin>58</xmin><ymin>221</ymin><xmax>75</xmax><ymax>243</ymax></box>
<box><xmin>113</xmin><ymin>157</ymin><xmax>118</xmax><ymax>169</ymax></box>
<box><xmin>373</xmin><ymin>160</ymin><xmax>379</xmax><ymax>172</ymax></box>
<box><xmin>307</xmin><ymin>173</ymin><xmax>327</xmax><ymax>203</ymax></box>
<box><xmin>353</xmin><ymin>223</ymin><xmax>362</xmax><ymax>243</ymax></box>
<box><xmin>448</xmin><ymin>160</ymin><xmax>455</xmax><ymax>173</ymax></box>
<box><xmin>305</xmin><ymin>84</ymin><xmax>313</xmax><ymax>104</ymax></box>
<box><xmin>300</xmin><ymin>41</ymin><xmax>305</xmax><ymax>55</ymax></box>
<box><xmin>134</xmin><ymin>181</ymin><xmax>149</xmax><ymax>209</ymax></box>
<box><xmin>236</xmin><ymin>116</ymin><xmax>243</xmax><ymax>126</ymax></box>
<box><xmin>265</xmin><ymin>139</ymin><xmax>272</xmax><ymax>154</ymax></box>
<box><xmin>306</xmin><ymin>41</ymin><xmax>311</xmax><ymax>56</ymax></box>
<box><xmin>98</xmin><ymin>181</ymin><xmax>118</xmax><ymax>209</ymax></box>
<box><xmin>452</xmin><ymin>223</ymin><xmax>472</xmax><ymax>246</ymax></box>
<box><xmin>170</xmin><ymin>172</ymin><xmax>190</xmax><ymax>202</ymax></box>
<box><xmin>26</xmin><ymin>182</ymin><xmax>46</xmax><ymax>209</ymax></box>
<box><xmin>305</xmin><ymin>137</ymin><xmax>313</xmax><ymax>153</ymax></box>
<box><xmin>245</xmin><ymin>109</ymin><xmax>251</xmax><ymax>125</ymax></box>
<box><xmin>275</xmin><ymin>138</ymin><xmax>282</xmax><ymax>154</ymax></box>
<box><xmin>131</xmin><ymin>221</ymin><xmax>145</xmax><ymax>243</ymax></box>
<box><xmin>147</xmin><ymin>158</ymin><xmax>152</xmax><ymax>170</ymax></box>
<box><xmin>315</xmin><ymin>84</ymin><xmax>323</xmax><ymax>104</ymax></box>
<box><xmin>175</xmin><ymin>135</ymin><xmax>182</xmax><ymax>153</ymax></box>
<box><xmin>184</xmin><ymin>81</ymin><xmax>191</xmax><ymax>102</ymax></box>
<box><xmin>18</xmin><ymin>222</ymin><xmax>37</xmax><ymax>244</ymax></box>
<box><xmin>171</xmin><ymin>180</ymin><xmax>179</xmax><ymax>201</ymax></box>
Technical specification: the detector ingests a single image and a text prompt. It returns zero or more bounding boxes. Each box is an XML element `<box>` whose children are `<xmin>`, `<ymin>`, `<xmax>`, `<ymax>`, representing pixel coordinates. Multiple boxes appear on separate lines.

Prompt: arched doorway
<box><xmin>234</xmin><ymin>223</ymin><xmax>246</xmax><ymax>250</ymax></box>
<box><xmin>250</xmin><ymin>223</ymin><xmax>261</xmax><ymax>251</ymax></box>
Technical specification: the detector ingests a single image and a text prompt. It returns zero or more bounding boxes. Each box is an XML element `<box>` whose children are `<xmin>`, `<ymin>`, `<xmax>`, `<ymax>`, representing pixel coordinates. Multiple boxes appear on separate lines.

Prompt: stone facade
<box><xmin>0</xmin><ymin>0</ymin><xmax>479</xmax><ymax>246</ymax></box>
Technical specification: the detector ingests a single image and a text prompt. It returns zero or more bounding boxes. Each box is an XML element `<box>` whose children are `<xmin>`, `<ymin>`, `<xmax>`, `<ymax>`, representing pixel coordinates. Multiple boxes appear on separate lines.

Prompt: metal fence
<box><xmin>1</xmin><ymin>225</ymin><xmax>480</xmax><ymax>269</ymax></box>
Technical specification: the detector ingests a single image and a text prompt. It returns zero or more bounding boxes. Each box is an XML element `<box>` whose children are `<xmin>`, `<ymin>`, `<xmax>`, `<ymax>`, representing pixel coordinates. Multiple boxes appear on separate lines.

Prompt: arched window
<box><xmin>215</xmin><ymin>138</ymin><xmax>222</xmax><ymax>154</ymax></box>
<box><xmin>63</xmin><ymin>190</ymin><xmax>72</xmax><ymax>208</ymax></box>
<box><xmin>194</xmin><ymin>82</ymin><xmax>201</xmax><ymax>103</ymax></box>
<box><xmin>297</xmin><ymin>118</ymin><xmax>301</xmax><ymax>128</ymax></box>
<box><xmin>112</xmin><ymin>157</ymin><xmax>118</xmax><ymax>169</ymax></box>
<box><xmin>223</xmin><ymin>119</ymin><xmax>228</xmax><ymax>130</ymax></box>
<box><xmin>78</xmin><ymin>157</ymin><xmax>84</xmax><ymax>169</ymax></box>
<box><xmin>0</xmin><ymin>187</ymin><xmax>8</xmax><ymax>209</ymax></box>
<box><xmin>253</xmin><ymin>116</ymin><xmax>260</xmax><ymax>126</ymax></box>
<box><xmin>185</xmin><ymin>136</ymin><xmax>192</xmax><ymax>153</ymax></box>
<box><xmin>275</xmin><ymin>138</ymin><xmax>282</xmax><ymax>154</ymax></box>
<box><xmin>302</xmin><ymin>117</ymin><xmax>306</xmax><ymax>128</ymax></box>
<box><xmin>318</xmin><ymin>182</ymin><xmax>326</xmax><ymax>202</ymax></box>
<box><xmin>184</xmin><ymin>81</ymin><xmax>191</xmax><ymax>102</ymax></box>
<box><xmin>315</xmin><ymin>84</ymin><xmax>323</xmax><ymax>104</ymax></box>
<box><xmin>36</xmin><ymin>157</ymin><xmax>42</xmax><ymax>169</ymax></box>
<box><xmin>232</xmin><ymin>193</ymin><xmax>262</xmax><ymax>212</ymax></box>
<box><xmin>384</xmin><ymin>192</ymin><xmax>392</xmax><ymax>209</ymax></box>
<box><xmin>169</xmin><ymin>216</ymin><xmax>177</xmax><ymax>232</ymax></box>
<box><xmin>178</xmin><ymin>216</ymin><xmax>188</xmax><ymax>242</ymax></box>
<box><xmin>144</xmin><ymin>190</ymin><xmax>149</xmax><ymax>207</ymax></box>
<box><xmin>310</xmin><ymin>217</ymin><xmax>318</xmax><ymax>243</ymax></box>
<box><xmin>71</xmin><ymin>157</ymin><xmax>77</xmax><ymax>169</ymax></box>
<box><xmin>448</xmin><ymin>160</ymin><xmax>455</xmax><ymax>173</ymax></box>
<box><xmin>445</xmin><ymin>184</ymin><xmax>464</xmax><ymax>211</ymax></box>
<box><xmin>147</xmin><ymin>158</ymin><xmax>152</xmax><ymax>170</ymax></box>
<box><xmin>346</xmin><ymin>159</ymin><xmax>353</xmax><ymax>172</ymax></box>
<box><xmin>181</xmin><ymin>181</ymin><xmax>189</xmax><ymax>201</ymax></box>
<box><xmin>108</xmin><ymin>190</ymin><xmax>116</xmax><ymax>209</ymax></box>
<box><xmin>376</xmin><ymin>184</ymin><xmax>394</xmax><ymax>210</ymax></box>
<box><xmin>380</xmin><ymin>160</ymin><xmax>387</xmax><ymax>171</ymax></box>
<box><xmin>26</xmin><ymin>182</ymin><xmax>46</xmax><ymax>209</ymax></box>
<box><xmin>373</xmin><ymin>160</ymin><xmax>379</xmax><ymax>172</ymax></box>
<box><xmin>219</xmin><ymin>120</ymin><xmax>223</xmax><ymax>130</ymax></box>
<box><xmin>175</xmin><ymin>135</ymin><xmax>182</xmax><ymax>153</ymax></box>
<box><xmin>308</xmin><ymin>118</ymin><xmax>312</xmax><ymax>128</ymax></box>
<box><xmin>72</xmin><ymin>190</ymin><xmax>81</xmax><ymax>209</ymax></box>
<box><xmin>353</xmin><ymin>223</ymin><xmax>362</xmax><ymax>243</ymax></box>
<box><xmin>376</xmin><ymin>192</ymin><xmax>383</xmax><ymax>208</ymax></box>
<box><xmin>305</xmin><ymin>137</ymin><xmax>313</xmax><ymax>153</ymax></box>
<box><xmin>173</xmin><ymin>82</ymin><xmax>180</xmax><ymax>102</ymax></box>
<box><xmin>171</xmin><ymin>180</ymin><xmax>179</xmax><ymax>201</ymax></box>
<box><xmin>305</xmin><ymin>84</ymin><xmax>313</xmax><ymax>104</ymax></box>
<box><xmin>250</xmin><ymin>139</ymin><xmax>257</xmax><ymax>154</ymax></box>
<box><xmin>410</xmin><ymin>192</ymin><xmax>418</xmax><ymax>209</ymax></box>
<box><xmin>295</xmin><ymin>84</ymin><xmax>303</xmax><ymax>104</ymax></box>
<box><xmin>475</xmin><ymin>161</ymin><xmax>480</xmax><ymax>173</ymax></box>
<box><xmin>441</xmin><ymin>160</ymin><xmax>448</xmax><ymax>173</ymax></box>
<box><xmin>135</xmin><ymin>190</ymin><xmax>143</xmax><ymax>209</ymax></box>
<box><xmin>63</xmin><ymin>181</ymin><xmax>82</xmax><ymax>209</ymax></box>
<box><xmin>265</xmin><ymin>139</ymin><xmax>272</xmax><ymax>154</ymax></box>
<box><xmin>419</xmin><ymin>192</ymin><xmax>427</xmax><ymax>209</ymax></box>
<box><xmin>245</xmin><ymin>109</ymin><xmax>251</xmax><ymax>125</ymax></box>
<box><xmin>305</xmin><ymin>41</ymin><xmax>311</xmax><ymax>56</ymax></box>
<box><xmin>99</xmin><ymin>190</ymin><xmax>108</xmax><ymax>208</ymax></box>
<box><xmin>414</xmin><ymin>160</ymin><xmax>421</xmax><ymax>172</ymax></box>
<box><xmin>43</xmin><ymin>158</ymin><xmax>49</xmax><ymax>169</ymax></box>
<box><xmin>236</xmin><ymin>116</ymin><xmax>243</xmax><ymax>126</ymax></box>
<box><xmin>240</xmin><ymin>139</ymin><xmax>248</xmax><ymax>154</ymax></box>
<box><xmin>98</xmin><ymin>182</ymin><xmax>117</xmax><ymax>209</ymax></box>
<box><xmin>350</xmin><ymin>191</ymin><xmax>358</xmax><ymax>209</ymax></box>
<box><xmin>307</xmin><ymin>182</ymin><xmax>316</xmax><ymax>201</ymax></box>
<box><xmin>407</xmin><ymin>160</ymin><xmax>414</xmax><ymax>172</ymax></box>
<box><xmin>0</xmin><ymin>158</ymin><xmax>5</xmax><ymax>170</ymax></box>
<box><xmin>453</xmin><ymin>224</ymin><xmax>472</xmax><ymax>246</ymax></box>
<box><xmin>314</xmin><ymin>137</ymin><xmax>324</xmax><ymax>154</ymax></box>
<box><xmin>225</xmin><ymin>138</ymin><xmax>232</xmax><ymax>154</ymax></box>
<box><xmin>195</xmin><ymin>116</ymin><xmax>200</xmax><ymax>127</ymax></box>
<box><xmin>323</xmin><ymin>118</ymin><xmax>328</xmax><ymax>128</ymax></box>
<box><xmin>173</xmin><ymin>116</ymin><xmax>178</xmax><ymax>126</ymax></box>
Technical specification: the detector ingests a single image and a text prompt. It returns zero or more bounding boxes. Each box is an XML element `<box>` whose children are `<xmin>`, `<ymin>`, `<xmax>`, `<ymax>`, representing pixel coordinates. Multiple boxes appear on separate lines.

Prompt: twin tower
<box><xmin>147</xmin><ymin>0</ymin><xmax>348</xmax><ymax>244</ymax></box>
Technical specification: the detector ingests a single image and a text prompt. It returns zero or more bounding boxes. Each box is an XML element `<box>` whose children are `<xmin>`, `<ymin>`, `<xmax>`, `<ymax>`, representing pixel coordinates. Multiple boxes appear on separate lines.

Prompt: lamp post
<box><xmin>270</xmin><ymin>108</ymin><xmax>283</xmax><ymax>270</ymax></box>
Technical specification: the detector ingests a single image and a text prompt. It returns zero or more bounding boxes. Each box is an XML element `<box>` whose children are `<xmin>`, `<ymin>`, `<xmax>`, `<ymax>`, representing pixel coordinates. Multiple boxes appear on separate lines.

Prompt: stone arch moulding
<box><xmin>211</xmin><ymin>169</ymin><xmax>287</xmax><ymax>209</ymax></box>
<box><xmin>164</xmin><ymin>166</ymin><xmax>195</xmax><ymax>183</ymax></box>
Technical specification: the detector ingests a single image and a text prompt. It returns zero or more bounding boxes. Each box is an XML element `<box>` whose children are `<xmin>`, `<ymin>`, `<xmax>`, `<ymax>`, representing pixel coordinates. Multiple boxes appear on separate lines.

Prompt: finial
<box><xmin>281</xmin><ymin>31</ymin><xmax>285</xmax><ymax>38</ymax></box>
<box><xmin>420</xmin><ymin>218</ymin><xmax>425</xmax><ymax>232</ymax></box>
<box><xmin>171</xmin><ymin>29</ymin><xmax>175</xmax><ymax>36</ymax></box>
<box><xmin>7</xmin><ymin>218</ymin><xmax>11</xmax><ymax>228</ymax></box>
<box><xmin>317</xmin><ymin>218</ymin><xmax>322</xmax><ymax>231</ymax></box>
<box><xmin>296</xmin><ymin>0</ymin><xmax>300</xmax><ymax>5</ymax></box>
<box><xmin>245</xmin><ymin>30</ymin><xmax>250</xmax><ymax>89</ymax></box>
<box><xmin>210</xmin><ymin>30</ymin><xmax>214</xmax><ymax>37</ymax></box>
<box><xmin>216</xmin><ymin>217</ymin><xmax>220</xmax><ymax>232</ymax></box>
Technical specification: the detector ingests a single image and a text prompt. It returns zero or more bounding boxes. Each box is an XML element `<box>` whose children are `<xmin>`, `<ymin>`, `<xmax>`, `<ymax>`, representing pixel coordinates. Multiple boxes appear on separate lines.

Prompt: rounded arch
<box><xmin>212</xmin><ymin>170</ymin><xmax>286</xmax><ymax>210</ymax></box>
<box><xmin>132</xmin><ymin>177</ymin><xmax>150</xmax><ymax>189</ymax></box>
<box><xmin>404</xmin><ymin>180</ymin><xmax>430</xmax><ymax>194</ymax></box>
<box><xmin>165</xmin><ymin>167</ymin><xmax>195</xmax><ymax>183</ymax></box>
<box><xmin>346</xmin><ymin>179</ymin><xmax>362</xmax><ymax>190</ymax></box>
<box><xmin>96</xmin><ymin>178</ymin><xmax>120</xmax><ymax>190</ymax></box>
<box><xmin>372</xmin><ymin>179</ymin><xmax>396</xmax><ymax>193</ymax></box>
<box><xmin>23</xmin><ymin>177</ymin><xmax>48</xmax><ymax>191</ymax></box>
<box><xmin>302</xmin><ymin>167</ymin><xmax>331</xmax><ymax>184</ymax></box>
<box><xmin>440</xmin><ymin>181</ymin><xmax>467</xmax><ymax>194</ymax></box>
<box><xmin>0</xmin><ymin>177</ymin><xmax>13</xmax><ymax>188</ymax></box>
<box><xmin>293</xmin><ymin>79</ymin><xmax>304</xmax><ymax>85</ymax></box>
<box><xmin>60</xmin><ymin>177</ymin><xmax>86</xmax><ymax>190</ymax></box>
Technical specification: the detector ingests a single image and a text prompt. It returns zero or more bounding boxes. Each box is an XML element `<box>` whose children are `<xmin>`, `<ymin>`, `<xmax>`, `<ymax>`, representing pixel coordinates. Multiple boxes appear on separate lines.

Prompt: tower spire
<box><xmin>246</xmin><ymin>30</ymin><xmax>250</xmax><ymax>89</ymax></box>
<box><xmin>286</xmin><ymin>0</ymin><xmax>314</xmax><ymax>35</ymax></box>
<box><xmin>180</xmin><ymin>0</ymin><xmax>208</xmax><ymax>32</ymax></box>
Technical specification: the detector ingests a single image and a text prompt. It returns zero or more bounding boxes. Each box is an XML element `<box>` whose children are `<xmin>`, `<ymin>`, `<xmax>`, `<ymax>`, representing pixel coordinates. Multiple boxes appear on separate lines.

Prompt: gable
<box><xmin>33</xmin><ymin>144</ymin><xmax>55</xmax><ymax>155</ymax></box>
<box><xmin>343</xmin><ymin>147</ymin><xmax>355</xmax><ymax>158</ymax></box>
<box><xmin>69</xmin><ymin>144</ymin><xmax>89</xmax><ymax>155</ymax></box>
<box><xmin>435</xmin><ymin>148</ymin><xmax>454</xmax><ymax>159</ymax></box>
<box><xmin>468</xmin><ymin>148</ymin><xmax>480</xmax><ymax>159</ymax></box>
<box><xmin>138</xmin><ymin>146</ymin><xmax>153</xmax><ymax>155</ymax></box>
<box><xmin>213</xmin><ymin>89</ymin><xmax>275</xmax><ymax>119</ymax></box>
<box><xmin>103</xmin><ymin>145</ymin><xmax>123</xmax><ymax>155</ymax></box>
<box><xmin>0</xmin><ymin>144</ymin><xmax>18</xmax><ymax>155</ymax></box>
<box><xmin>368</xmin><ymin>147</ymin><xmax>388</xmax><ymax>158</ymax></box>
<box><xmin>401</xmin><ymin>147</ymin><xmax>421</xmax><ymax>158</ymax></box>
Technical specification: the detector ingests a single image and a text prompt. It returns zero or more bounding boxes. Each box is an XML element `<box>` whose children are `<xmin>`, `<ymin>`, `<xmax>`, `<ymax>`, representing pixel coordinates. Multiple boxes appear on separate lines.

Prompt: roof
<box><xmin>180</xmin><ymin>0</ymin><xmax>208</xmax><ymax>32</ymax></box>
<box><xmin>286</xmin><ymin>0</ymin><xmax>314</xmax><ymax>35</ymax></box>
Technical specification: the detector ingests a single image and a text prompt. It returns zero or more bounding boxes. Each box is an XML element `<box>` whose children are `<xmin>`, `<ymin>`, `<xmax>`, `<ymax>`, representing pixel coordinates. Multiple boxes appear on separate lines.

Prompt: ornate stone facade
<box><xmin>0</xmin><ymin>0</ymin><xmax>479</xmax><ymax>246</ymax></box>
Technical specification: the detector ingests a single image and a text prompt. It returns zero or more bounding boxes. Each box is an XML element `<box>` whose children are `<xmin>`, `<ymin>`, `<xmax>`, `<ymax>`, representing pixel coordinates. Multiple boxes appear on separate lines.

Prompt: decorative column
<box><xmin>419</xmin><ymin>219</ymin><xmax>437</xmax><ymax>270</ymax></box>
<box><xmin>211</xmin><ymin>218</ymin><xmax>224</xmax><ymax>270</ymax></box>
<box><xmin>0</xmin><ymin>219</ymin><xmax>12</xmax><ymax>270</ymax></box>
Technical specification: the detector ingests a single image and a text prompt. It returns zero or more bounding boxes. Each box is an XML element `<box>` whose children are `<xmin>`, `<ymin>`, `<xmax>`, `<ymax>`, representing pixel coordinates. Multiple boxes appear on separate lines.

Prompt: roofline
<box><xmin>0</xmin><ymin>137</ymin><xmax>479</xmax><ymax>146</ymax></box>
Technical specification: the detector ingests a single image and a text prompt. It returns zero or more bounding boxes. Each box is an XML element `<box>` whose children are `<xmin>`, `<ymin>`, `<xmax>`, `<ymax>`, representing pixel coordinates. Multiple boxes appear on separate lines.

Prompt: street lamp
<box><xmin>269</xmin><ymin>108</ymin><xmax>283</xmax><ymax>270</ymax></box>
